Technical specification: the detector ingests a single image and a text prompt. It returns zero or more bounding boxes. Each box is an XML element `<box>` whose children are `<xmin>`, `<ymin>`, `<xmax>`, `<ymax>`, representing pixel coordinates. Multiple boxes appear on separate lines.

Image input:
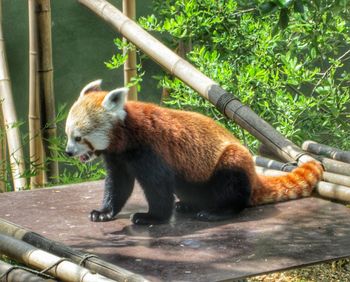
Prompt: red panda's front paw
<box><xmin>89</xmin><ymin>209</ymin><xmax>115</xmax><ymax>222</ymax></box>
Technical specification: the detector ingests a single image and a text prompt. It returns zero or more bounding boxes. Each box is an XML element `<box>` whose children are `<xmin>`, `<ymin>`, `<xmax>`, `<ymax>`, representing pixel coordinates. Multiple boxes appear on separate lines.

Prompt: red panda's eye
<box><xmin>75</xmin><ymin>136</ymin><xmax>82</xmax><ymax>142</ymax></box>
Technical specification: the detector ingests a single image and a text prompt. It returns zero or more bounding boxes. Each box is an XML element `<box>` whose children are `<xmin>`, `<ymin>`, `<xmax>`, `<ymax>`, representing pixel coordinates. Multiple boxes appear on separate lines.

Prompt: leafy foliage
<box><xmin>134</xmin><ymin>0</ymin><xmax>350</xmax><ymax>151</ymax></box>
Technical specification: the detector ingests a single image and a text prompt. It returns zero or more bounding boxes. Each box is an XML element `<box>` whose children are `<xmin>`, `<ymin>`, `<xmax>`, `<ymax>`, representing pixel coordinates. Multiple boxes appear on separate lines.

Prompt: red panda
<box><xmin>65</xmin><ymin>80</ymin><xmax>324</xmax><ymax>225</ymax></box>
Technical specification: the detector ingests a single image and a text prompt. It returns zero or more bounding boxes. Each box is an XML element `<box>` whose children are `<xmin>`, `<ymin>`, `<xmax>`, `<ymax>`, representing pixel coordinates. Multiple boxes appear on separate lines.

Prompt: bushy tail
<box><xmin>251</xmin><ymin>161</ymin><xmax>324</xmax><ymax>205</ymax></box>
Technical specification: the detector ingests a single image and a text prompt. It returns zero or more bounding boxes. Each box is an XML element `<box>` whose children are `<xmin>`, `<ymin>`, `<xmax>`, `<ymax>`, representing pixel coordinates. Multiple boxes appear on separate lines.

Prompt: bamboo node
<box><xmin>0</xmin><ymin>265</ymin><xmax>54</xmax><ymax>280</ymax></box>
<box><xmin>40</xmin><ymin>257</ymin><xmax>71</xmax><ymax>275</ymax></box>
<box><xmin>79</xmin><ymin>254</ymin><xmax>99</xmax><ymax>266</ymax></box>
<box><xmin>37</xmin><ymin>68</ymin><xmax>54</xmax><ymax>73</ymax></box>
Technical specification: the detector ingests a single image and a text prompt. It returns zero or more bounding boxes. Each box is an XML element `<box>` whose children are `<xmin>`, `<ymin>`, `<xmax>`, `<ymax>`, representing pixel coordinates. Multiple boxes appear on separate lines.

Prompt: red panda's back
<box><xmin>125</xmin><ymin>102</ymin><xmax>243</xmax><ymax>182</ymax></box>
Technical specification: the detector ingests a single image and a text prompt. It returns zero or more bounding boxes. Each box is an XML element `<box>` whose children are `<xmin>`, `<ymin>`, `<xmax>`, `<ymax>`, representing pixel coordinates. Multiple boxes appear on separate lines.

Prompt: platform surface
<box><xmin>0</xmin><ymin>181</ymin><xmax>350</xmax><ymax>281</ymax></box>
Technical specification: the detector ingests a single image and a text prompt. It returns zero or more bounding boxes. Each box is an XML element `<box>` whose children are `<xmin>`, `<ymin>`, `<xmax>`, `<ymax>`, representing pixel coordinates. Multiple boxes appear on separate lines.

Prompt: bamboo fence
<box><xmin>123</xmin><ymin>0</ymin><xmax>137</xmax><ymax>101</ymax></box>
<box><xmin>0</xmin><ymin>260</ymin><xmax>55</xmax><ymax>282</ymax></box>
<box><xmin>36</xmin><ymin>0</ymin><xmax>58</xmax><ymax>183</ymax></box>
<box><xmin>0</xmin><ymin>218</ymin><xmax>148</xmax><ymax>282</ymax></box>
<box><xmin>28</xmin><ymin>0</ymin><xmax>45</xmax><ymax>187</ymax></box>
<box><xmin>0</xmin><ymin>234</ymin><xmax>117</xmax><ymax>282</ymax></box>
<box><xmin>0</xmin><ymin>0</ymin><xmax>26</xmax><ymax>190</ymax></box>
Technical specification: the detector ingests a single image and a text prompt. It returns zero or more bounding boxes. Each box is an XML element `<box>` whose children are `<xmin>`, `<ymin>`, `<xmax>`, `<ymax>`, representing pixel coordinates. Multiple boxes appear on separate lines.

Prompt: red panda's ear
<box><xmin>102</xmin><ymin>87</ymin><xmax>129</xmax><ymax>119</ymax></box>
<box><xmin>79</xmin><ymin>79</ymin><xmax>102</xmax><ymax>98</ymax></box>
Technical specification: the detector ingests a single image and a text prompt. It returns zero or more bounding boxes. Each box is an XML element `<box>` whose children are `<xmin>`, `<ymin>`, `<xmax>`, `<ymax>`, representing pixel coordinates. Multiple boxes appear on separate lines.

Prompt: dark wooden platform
<box><xmin>0</xmin><ymin>181</ymin><xmax>350</xmax><ymax>281</ymax></box>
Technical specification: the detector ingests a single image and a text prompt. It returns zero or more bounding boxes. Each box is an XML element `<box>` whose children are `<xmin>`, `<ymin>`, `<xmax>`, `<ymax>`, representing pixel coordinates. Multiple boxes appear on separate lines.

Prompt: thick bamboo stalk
<box><xmin>254</xmin><ymin>156</ymin><xmax>350</xmax><ymax>187</ymax></box>
<box><xmin>0</xmin><ymin>0</ymin><xmax>26</xmax><ymax>190</ymax></box>
<box><xmin>302</xmin><ymin>140</ymin><xmax>350</xmax><ymax>164</ymax></box>
<box><xmin>36</xmin><ymin>0</ymin><xmax>58</xmax><ymax>183</ymax></box>
<box><xmin>255</xmin><ymin>167</ymin><xmax>350</xmax><ymax>203</ymax></box>
<box><xmin>0</xmin><ymin>219</ymin><xmax>148</xmax><ymax>282</ymax></box>
<box><xmin>0</xmin><ymin>260</ymin><xmax>54</xmax><ymax>282</ymax></box>
<box><xmin>28</xmin><ymin>0</ymin><xmax>45</xmax><ymax>188</ymax></box>
<box><xmin>123</xmin><ymin>0</ymin><xmax>137</xmax><ymax>100</ymax></box>
<box><xmin>259</xmin><ymin>143</ymin><xmax>350</xmax><ymax>177</ymax></box>
<box><xmin>78</xmin><ymin>0</ymin><xmax>316</xmax><ymax>165</ymax></box>
<box><xmin>0</xmin><ymin>234</ymin><xmax>117</xmax><ymax>282</ymax></box>
<box><xmin>0</xmin><ymin>107</ymin><xmax>6</xmax><ymax>192</ymax></box>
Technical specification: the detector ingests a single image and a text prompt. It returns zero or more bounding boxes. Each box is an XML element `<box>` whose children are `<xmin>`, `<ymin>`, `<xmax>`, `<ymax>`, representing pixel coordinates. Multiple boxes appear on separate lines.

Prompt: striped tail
<box><xmin>251</xmin><ymin>161</ymin><xmax>324</xmax><ymax>205</ymax></box>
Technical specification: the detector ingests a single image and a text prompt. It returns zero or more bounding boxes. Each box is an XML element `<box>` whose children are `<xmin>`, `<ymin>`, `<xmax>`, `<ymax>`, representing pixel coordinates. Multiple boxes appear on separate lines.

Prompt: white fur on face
<box><xmin>65</xmin><ymin>111</ymin><xmax>112</xmax><ymax>162</ymax></box>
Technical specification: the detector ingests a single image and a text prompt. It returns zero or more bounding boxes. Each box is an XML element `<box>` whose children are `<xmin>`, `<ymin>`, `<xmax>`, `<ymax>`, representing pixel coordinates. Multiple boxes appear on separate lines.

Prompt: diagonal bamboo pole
<box><xmin>77</xmin><ymin>0</ymin><xmax>317</xmax><ymax>166</ymax></box>
<box><xmin>0</xmin><ymin>260</ymin><xmax>53</xmax><ymax>282</ymax></box>
<box><xmin>0</xmin><ymin>218</ymin><xmax>148</xmax><ymax>282</ymax></box>
<box><xmin>36</xmin><ymin>0</ymin><xmax>58</xmax><ymax>183</ymax></box>
<box><xmin>28</xmin><ymin>0</ymin><xmax>45</xmax><ymax>188</ymax></box>
<box><xmin>122</xmin><ymin>0</ymin><xmax>137</xmax><ymax>100</ymax></box>
<box><xmin>0</xmin><ymin>0</ymin><xmax>26</xmax><ymax>190</ymax></box>
<box><xmin>0</xmin><ymin>106</ymin><xmax>6</xmax><ymax>192</ymax></box>
<box><xmin>0</xmin><ymin>234</ymin><xmax>117</xmax><ymax>282</ymax></box>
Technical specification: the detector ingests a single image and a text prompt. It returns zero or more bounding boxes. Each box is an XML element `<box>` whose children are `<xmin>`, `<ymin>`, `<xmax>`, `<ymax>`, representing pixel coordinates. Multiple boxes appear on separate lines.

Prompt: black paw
<box><xmin>131</xmin><ymin>213</ymin><xmax>169</xmax><ymax>225</ymax></box>
<box><xmin>90</xmin><ymin>209</ymin><xmax>116</xmax><ymax>222</ymax></box>
<box><xmin>175</xmin><ymin>201</ymin><xmax>198</xmax><ymax>214</ymax></box>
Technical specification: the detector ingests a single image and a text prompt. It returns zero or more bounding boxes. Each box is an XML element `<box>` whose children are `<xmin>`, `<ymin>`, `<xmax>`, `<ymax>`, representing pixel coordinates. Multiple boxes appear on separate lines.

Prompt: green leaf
<box><xmin>258</xmin><ymin>2</ymin><xmax>278</xmax><ymax>15</ymax></box>
<box><xmin>279</xmin><ymin>8</ymin><xmax>289</xmax><ymax>29</ymax></box>
<box><xmin>293</xmin><ymin>0</ymin><xmax>305</xmax><ymax>13</ymax></box>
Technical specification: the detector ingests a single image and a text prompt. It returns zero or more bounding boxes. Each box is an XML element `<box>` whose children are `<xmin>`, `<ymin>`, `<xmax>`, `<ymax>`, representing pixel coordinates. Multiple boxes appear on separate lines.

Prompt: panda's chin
<box><xmin>78</xmin><ymin>151</ymin><xmax>96</xmax><ymax>163</ymax></box>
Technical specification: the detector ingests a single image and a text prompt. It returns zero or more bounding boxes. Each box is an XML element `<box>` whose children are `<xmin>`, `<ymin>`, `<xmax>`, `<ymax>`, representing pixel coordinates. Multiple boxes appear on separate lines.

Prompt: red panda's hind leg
<box><xmin>195</xmin><ymin>144</ymin><xmax>254</xmax><ymax>221</ymax></box>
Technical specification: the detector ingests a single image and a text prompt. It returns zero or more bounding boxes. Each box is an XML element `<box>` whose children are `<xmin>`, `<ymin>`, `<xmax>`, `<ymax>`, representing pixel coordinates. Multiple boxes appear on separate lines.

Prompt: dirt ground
<box><xmin>248</xmin><ymin>259</ymin><xmax>350</xmax><ymax>282</ymax></box>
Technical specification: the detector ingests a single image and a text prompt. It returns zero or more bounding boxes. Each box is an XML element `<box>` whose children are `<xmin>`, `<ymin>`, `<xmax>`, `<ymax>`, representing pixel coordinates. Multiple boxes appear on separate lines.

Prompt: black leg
<box><xmin>128</xmin><ymin>148</ymin><xmax>175</xmax><ymax>225</ymax></box>
<box><xmin>131</xmin><ymin>173</ymin><xmax>175</xmax><ymax>225</ymax></box>
<box><xmin>90</xmin><ymin>153</ymin><xmax>135</xmax><ymax>222</ymax></box>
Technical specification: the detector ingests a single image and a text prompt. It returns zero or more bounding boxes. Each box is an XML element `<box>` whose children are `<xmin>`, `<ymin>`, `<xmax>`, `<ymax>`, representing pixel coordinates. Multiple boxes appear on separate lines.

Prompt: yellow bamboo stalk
<box><xmin>36</xmin><ymin>0</ymin><xmax>58</xmax><ymax>183</ymax></box>
<box><xmin>123</xmin><ymin>0</ymin><xmax>137</xmax><ymax>100</ymax></box>
<box><xmin>28</xmin><ymin>0</ymin><xmax>45</xmax><ymax>188</ymax></box>
<box><xmin>0</xmin><ymin>0</ymin><xmax>26</xmax><ymax>190</ymax></box>
<box><xmin>0</xmin><ymin>234</ymin><xmax>117</xmax><ymax>282</ymax></box>
<box><xmin>0</xmin><ymin>106</ymin><xmax>6</xmax><ymax>192</ymax></box>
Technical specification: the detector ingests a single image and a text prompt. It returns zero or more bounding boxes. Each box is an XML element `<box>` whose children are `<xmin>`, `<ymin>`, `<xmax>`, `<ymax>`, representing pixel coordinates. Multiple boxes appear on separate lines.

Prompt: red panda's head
<box><xmin>65</xmin><ymin>79</ymin><xmax>128</xmax><ymax>162</ymax></box>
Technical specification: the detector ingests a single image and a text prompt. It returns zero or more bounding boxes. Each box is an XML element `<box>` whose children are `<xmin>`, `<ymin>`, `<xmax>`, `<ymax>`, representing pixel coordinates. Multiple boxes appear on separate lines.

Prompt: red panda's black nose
<box><xmin>65</xmin><ymin>150</ymin><xmax>74</xmax><ymax>157</ymax></box>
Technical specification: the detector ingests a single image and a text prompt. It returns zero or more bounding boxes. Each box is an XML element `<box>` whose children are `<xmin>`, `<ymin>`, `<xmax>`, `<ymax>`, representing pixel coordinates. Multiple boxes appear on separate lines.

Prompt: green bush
<box><xmin>130</xmin><ymin>0</ymin><xmax>350</xmax><ymax>152</ymax></box>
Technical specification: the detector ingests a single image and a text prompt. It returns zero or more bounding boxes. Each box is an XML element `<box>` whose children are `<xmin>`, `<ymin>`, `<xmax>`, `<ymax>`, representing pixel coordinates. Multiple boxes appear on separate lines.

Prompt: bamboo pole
<box><xmin>122</xmin><ymin>0</ymin><xmax>137</xmax><ymax>100</ymax></box>
<box><xmin>0</xmin><ymin>0</ymin><xmax>26</xmax><ymax>190</ymax></box>
<box><xmin>0</xmin><ymin>107</ymin><xmax>6</xmax><ymax>192</ymax></box>
<box><xmin>78</xmin><ymin>0</ymin><xmax>317</xmax><ymax>166</ymax></box>
<box><xmin>254</xmin><ymin>156</ymin><xmax>350</xmax><ymax>187</ymax></box>
<box><xmin>302</xmin><ymin>140</ymin><xmax>350</xmax><ymax>164</ymax></box>
<box><xmin>0</xmin><ymin>234</ymin><xmax>117</xmax><ymax>282</ymax></box>
<box><xmin>28</xmin><ymin>0</ymin><xmax>45</xmax><ymax>188</ymax></box>
<box><xmin>0</xmin><ymin>260</ymin><xmax>55</xmax><ymax>282</ymax></box>
<box><xmin>0</xmin><ymin>219</ymin><xmax>148</xmax><ymax>282</ymax></box>
<box><xmin>36</xmin><ymin>0</ymin><xmax>58</xmax><ymax>183</ymax></box>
